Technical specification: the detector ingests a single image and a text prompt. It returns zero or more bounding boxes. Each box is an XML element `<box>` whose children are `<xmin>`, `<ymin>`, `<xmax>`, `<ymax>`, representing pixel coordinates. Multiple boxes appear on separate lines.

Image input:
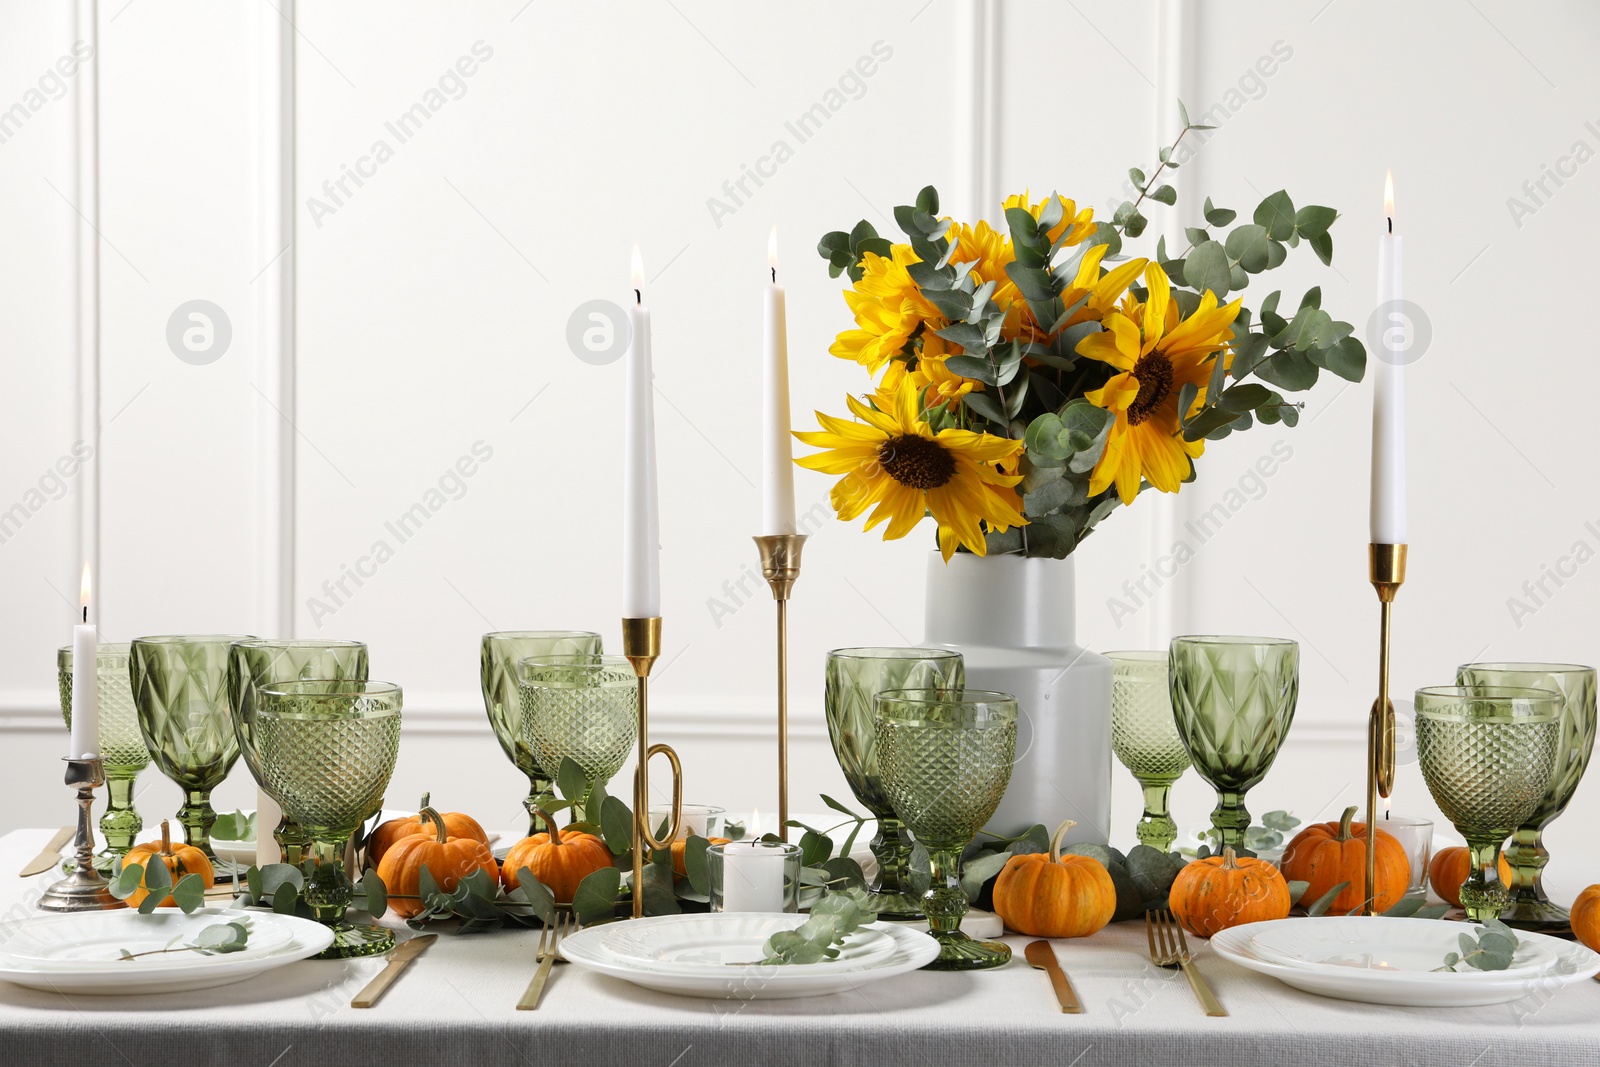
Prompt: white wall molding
<box><xmin>73</xmin><ymin>0</ymin><xmax>100</xmax><ymax>613</ymax></box>
<box><xmin>958</xmin><ymin>0</ymin><xmax>999</xmax><ymax>223</ymax></box>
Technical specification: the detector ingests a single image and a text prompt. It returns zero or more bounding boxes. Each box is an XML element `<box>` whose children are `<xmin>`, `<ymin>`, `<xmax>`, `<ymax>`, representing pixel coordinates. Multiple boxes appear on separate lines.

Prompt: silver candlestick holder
<box><xmin>38</xmin><ymin>757</ymin><xmax>126</xmax><ymax>912</ymax></box>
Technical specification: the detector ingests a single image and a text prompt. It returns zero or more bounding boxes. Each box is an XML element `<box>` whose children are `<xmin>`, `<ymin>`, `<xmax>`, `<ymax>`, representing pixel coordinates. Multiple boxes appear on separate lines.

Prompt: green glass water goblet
<box><xmin>825</xmin><ymin>647</ymin><xmax>964</xmax><ymax>920</ymax></box>
<box><xmin>256</xmin><ymin>679</ymin><xmax>402</xmax><ymax>959</ymax></box>
<box><xmin>1168</xmin><ymin>636</ymin><xmax>1298</xmax><ymax>852</ymax></box>
<box><xmin>1415</xmin><ymin>685</ymin><xmax>1563</xmax><ymax>923</ymax></box>
<box><xmin>875</xmin><ymin>688</ymin><xmax>1016</xmax><ymax>971</ymax></box>
<box><xmin>518</xmin><ymin>655</ymin><xmax>637</xmax><ymax>815</ymax></box>
<box><xmin>228</xmin><ymin>639</ymin><xmax>369</xmax><ymax>864</ymax></box>
<box><xmin>130</xmin><ymin>635</ymin><xmax>256</xmax><ymax>877</ymax></box>
<box><xmin>1456</xmin><ymin>662</ymin><xmax>1597</xmax><ymax>929</ymax></box>
<box><xmin>1108</xmin><ymin>650</ymin><xmax>1190</xmax><ymax>851</ymax></box>
<box><xmin>482</xmin><ymin>631</ymin><xmax>603</xmax><ymax>833</ymax></box>
<box><xmin>58</xmin><ymin>643</ymin><xmax>150</xmax><ymax>872</ymax></box>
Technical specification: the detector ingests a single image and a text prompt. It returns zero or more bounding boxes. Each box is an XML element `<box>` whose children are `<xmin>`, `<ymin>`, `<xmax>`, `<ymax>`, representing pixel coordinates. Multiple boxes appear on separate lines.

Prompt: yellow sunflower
<box><xmin>1076</xmin><ymin>262</ymin><xmax>1242</xmax><ymax>505</ymax></box>
<box><xmin>794</xmin><ymin>379</ymin><xmax>1026</xmax><ymax>560</ymax></box>
<box><xmin>1058</xmin><ymin>244</ymin><xmax>1148</xmax><ymax>330</ymax></box>
<box><xmin>829</xmin><ymin>246</ymin><xmax>942</xmax><ymax>375</ymax></box>
<box><xmin>908</xmin><ymin>335</ymin><xmax>982</xmax><ymax>412</ymax></box>
<box><xmin>1001</xmin><ymin>191</ymin><xmax>1097</xmax><ymax>247</ymax></box>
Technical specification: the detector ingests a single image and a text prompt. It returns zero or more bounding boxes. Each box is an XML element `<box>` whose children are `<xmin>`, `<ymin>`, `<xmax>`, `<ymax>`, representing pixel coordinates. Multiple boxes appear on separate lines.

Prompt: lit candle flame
<box><xmin>768</xmin><ymin>225</ymin><xmax>779</xmax><ymax>276</ymax></box>
<box><xmin>1384</xmin><ymin>170</ymin><xmax>1395</xmax><ymax>223</ymax></box>
<box><xmin>749</xmin><ymin>807</ymin><xmax>762</xmax><ymax>838</ymax></box>
<box><xmin>79</xmin><ymin>563</ymin><xmax>91</xmax><ymax>615</ymax></box>
<box><xmin>1383</xmin><ymin>793</ymin><xmax>1392</xmax><ymax>819</ymax></box>
<box><xmin>630</xmin><ymin>245</ymin><xmax>644</xmax><ymax>295</ymax></box>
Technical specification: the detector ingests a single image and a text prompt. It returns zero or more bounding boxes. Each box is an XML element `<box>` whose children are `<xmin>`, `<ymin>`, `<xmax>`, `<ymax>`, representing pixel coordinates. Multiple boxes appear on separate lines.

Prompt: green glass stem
<box><xmin>304</xmin><ymin>835</ymin><xmax>353</xmax><ymax>925</ymax></box>
<box><xmin>1501</xmin><ymin>826</ymin><xmax>1549</xmax><ymax>902</ymax></box>
<box><xmin>865</xmin><ymin>817</ymin><xmax>922</xmax><ymax>918</ymax></box>
<box><xmin>1135</xmin><ymin>780</ymin><xmax>1178</xmax><ymax>851</ymax></box>
<box><xmin>1459</xmin><ymin>838</ymin><xmax>1511</xmax><ymax>922</ymax></box>
<box><xmin>98</xmin><ymin>769</ymin><xmax>143</xmax><ymax>865</ymax></box>
<box><xmin>178</xmin><ymin>788</ymin><xmax>219</xmax><ymax>860</ymax></box>
<box><xmin>1209</xmin><ymin>789</ymin><xmax>1252</xmax><ymax>851</ymax></box>
<box><xmin>922</xmin><ymin>846</ymin><xmax>968</xmax><ymax>938</ymax></box>
<box><xmin>274</xmin><ymin>816</ymin><xmax>310</xmax><ymax>866</ymax></box>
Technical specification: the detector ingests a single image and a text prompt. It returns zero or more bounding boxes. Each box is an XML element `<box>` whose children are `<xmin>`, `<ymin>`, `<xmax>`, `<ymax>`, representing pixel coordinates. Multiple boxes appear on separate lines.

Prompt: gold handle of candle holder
<box><xmin>1364</xmin><ymin>543</ymin><xmax>1407</xmax><ymax>916</ymax></box>
<box><xmin>634</xmin><ymin>743</ymin><xmax>683</xmax><ymax>851</ymax></box>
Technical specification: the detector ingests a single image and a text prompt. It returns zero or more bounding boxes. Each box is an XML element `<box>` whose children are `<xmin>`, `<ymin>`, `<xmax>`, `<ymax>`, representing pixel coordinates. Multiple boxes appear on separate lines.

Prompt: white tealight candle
<box><xmin>1370</xmin><ymin>170</ymin><xmax>1407</xmax><ymax>544</ymax></box>
<box><xmin>717</xmin><ymin>841</ymin><xmax>789</xmax><ymax>913</ymax></box>
<box><xmin>68</xmin><ymin>564</ymin><xmax>98</xmax><ymax>760</ymax></box>
<box><xmin>622</xmin><ymin>245</ymin><xmax>662</xmax><ymax>619</ymax></box>
<box><xmin>762</xmin><ymin>226</ymin><xmax>796</xmax><ymax>535</ymax></box>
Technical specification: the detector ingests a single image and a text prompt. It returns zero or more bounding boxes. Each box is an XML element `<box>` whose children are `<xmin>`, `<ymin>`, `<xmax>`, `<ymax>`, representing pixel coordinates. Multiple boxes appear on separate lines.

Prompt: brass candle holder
<box><xmin>622</xmin><ymin>616</ymin><xmax>682</xmax><ymax>919</ymax></box>
<box><xmin>754</xmin><ymin>534</ymin><xmax>807</xmax><ymax>843</ymax></box>
<box><xmin>1364</xmin><ymin>543</ymin><xmax>1407</xmax><ymax>916</ymax></box>
<box><xmin>38</xmin><ymin>757</ymin><xmax>126</xmax><ymax>912</ymax></box>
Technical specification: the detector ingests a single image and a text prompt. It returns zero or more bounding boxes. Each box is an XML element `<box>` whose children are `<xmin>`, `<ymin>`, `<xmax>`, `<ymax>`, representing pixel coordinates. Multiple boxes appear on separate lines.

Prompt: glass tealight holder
<box><xmin>708</xmin><ymin>841</ymin><xmax>801</xmax><ymax>913</ymax></box>
<box><xmin>651</xmin><ymin>803</ymin><xmax>725</xmax><ymax>841</ymax></box>
<box><xmin>1380</xmin><ymin>815</ymin><xmax>1433</xmax><ymax>898</ymax></box>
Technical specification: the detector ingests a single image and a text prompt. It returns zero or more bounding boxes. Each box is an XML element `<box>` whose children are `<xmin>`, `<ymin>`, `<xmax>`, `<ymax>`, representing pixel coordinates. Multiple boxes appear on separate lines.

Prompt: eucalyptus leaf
<box><xmin>556</xmin><ymin>757</ymin><xmax>587</xmax><ymax>804</ymax></box>
<box><xmin>572</xmin><ymin>866</ymin><xmax>623</xmax><ymax>925</ymax></box>
<box><xmin>1306</xmin><ymin>881</ymin><xmax>1351</xmax><ymax>917</ymax></box>
<box><xmin>600</xmin><ymin>795</ymin><xmax>634</xmax><ymax>856</ymax></box>
<box><xmin>1184</xmin><ymin>240</ymin><xmax>1231</xmax><ymax>299</ymax></box>
<box><xmin>171</xmin><ymin>873</ymin><xmax>206</xmax><ymax>914</ymax></box>
<box><xmin>958</xmin><ymin>850</ymin><xmax>1012</xmax><ymax>904</ymax></box>
<box><xmin>361</xmin><ymin>868</ymin><xmax>387</xmax><ymax>918</ymax></box>
<box><xmin>1253</xmin><ymin>190</ymin><xmax>1296</xmax><ymax>241</ymax></box>
<box><xmin>1202</xmin><ymin>197</ymin><xmax>1236</xmax><ymax>227</ymax></box>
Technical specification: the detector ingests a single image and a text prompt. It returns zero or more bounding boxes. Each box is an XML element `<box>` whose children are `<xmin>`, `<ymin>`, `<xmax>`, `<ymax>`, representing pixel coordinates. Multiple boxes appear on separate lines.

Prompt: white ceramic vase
<box><xmin>922</xmin><ymin>550</ymin><xmax>1111</xmax><ymax>845</ymax></box>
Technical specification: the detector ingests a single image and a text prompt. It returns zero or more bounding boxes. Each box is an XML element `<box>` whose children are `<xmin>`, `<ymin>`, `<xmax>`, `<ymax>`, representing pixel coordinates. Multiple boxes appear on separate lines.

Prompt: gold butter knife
<box><xmin>351</xmin><ymin>934</ymin><xmax>436</xmax><ymax>1008</ymax></box>
<box><xmin>1025</xmin><ymin>939</ymin><xmax>1083</xmax><ymax>1013</ymax></box>
<box><xmin>19</xmin><ymin>827</ymin><xmax>75</xmax><ymax>878</ymax></box>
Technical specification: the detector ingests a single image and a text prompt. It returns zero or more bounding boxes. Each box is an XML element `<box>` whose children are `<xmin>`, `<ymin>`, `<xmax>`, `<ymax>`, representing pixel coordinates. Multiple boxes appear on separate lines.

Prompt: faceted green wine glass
<box><xmin>518</xmin><ymin>655</ymin><xmax>637</xmax><ymax>812</ymax></box>
<box><xmin>1415</xmin><ymin>685</ymin><xmax>1563</xmax><ymax>922</ymax></box>
<box><xmin>1168</xmin><ymin>636</ymin><xmax>1298</xmax><ymax>851</ymax></box>
<box><xmin>1456</xmin><ymin>662</ymin><xmax>1596</xmax><ymax>930</ymax></box>
<box><xmin>875</xmin><ymin>688</ymin><xmax>1016</xmax><ymax>971</ymax></box>
<box><xmin>481</xmin><ymin>631</ymin><xmax>603</xmax><ymax>834</ymax></box>
<box><xmin>228</xmin><ymin>639</ymin><xmax>369</xmax><ymax>863</ymax></box>
<box><xmin>1108</xmin><ymin>650</ymin><xmax>1190</xmax><ymax>851</ymax></box>
<box><xmin>824</xmin><ymin>647</ymin><xmax>964</xmax><ymax>920</ymax></box>
<box><xmin>256</xmin><ymin>680</ymin><xmax>402</xmax><ymax>959</ymax></box>
<box><xmin>130</xmin><ymin>635</ymin><xmax>256</xmax><ymax>875</ymax></box>
<box><xmin>58</xmin><ymin>643</ymin><xmax>150</xmax><ymax>872</ymax></box>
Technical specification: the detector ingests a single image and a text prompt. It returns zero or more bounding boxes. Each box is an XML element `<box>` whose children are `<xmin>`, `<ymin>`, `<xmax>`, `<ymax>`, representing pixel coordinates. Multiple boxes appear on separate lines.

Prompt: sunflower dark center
<box><xmin>1127</xmin><ymin>353</ymin><xmax>1175</xmax><ymax>425</ymax></box>
<box><xmin>879</xmin><ymin>434</ymin><xmax>955</xmax><ymax>490</ymax></box>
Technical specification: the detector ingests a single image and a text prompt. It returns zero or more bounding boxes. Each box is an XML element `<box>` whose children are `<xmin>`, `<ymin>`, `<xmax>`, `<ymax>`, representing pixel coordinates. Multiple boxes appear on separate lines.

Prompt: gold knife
<box><xmin>1025</xmin><ymin>940</ymin><xmax>1083</xmax><ymax>1014</ymax></box>
<box><xmin>19</xmin><ymin>827</ymin><xmax>75</xmax><ymax>878</ymax></box>
<box><xmin>351</xmin><ymin>934</ymin><xmax>436</xmax><ymax>1008</ymax></box>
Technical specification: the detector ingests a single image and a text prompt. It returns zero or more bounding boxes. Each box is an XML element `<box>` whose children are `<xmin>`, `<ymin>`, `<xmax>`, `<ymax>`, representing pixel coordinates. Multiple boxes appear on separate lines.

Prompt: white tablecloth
<box><xmin>2</xmin><ymin>828</ymin><xmax>1597</xmax><ymax>1067</ymax></box>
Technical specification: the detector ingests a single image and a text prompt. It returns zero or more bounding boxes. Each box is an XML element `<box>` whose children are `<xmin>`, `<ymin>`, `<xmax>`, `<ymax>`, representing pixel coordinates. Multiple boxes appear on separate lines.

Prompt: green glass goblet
<box><xmin>256</xmin><ymin>679</ymin><xmax>402</xmax><ymax>959</ymax></box>
<box><xmin>1108</xmin><ymin>650</ymin><xmax>1189</xmax><ymax>851</ymax></box>
<box><xmin>1415</xmin><ymin>685</ymin><xmax>1563</xmax><ymax>923</ymax></box>
<box><xmin>482</xmin><ymin>631</ymin><xmax>603</xmax><ymax>834</ymax></box>
<box><xmin>1168</xmin><ymin>636</ymin><xmax>1298</xmax><ymax>852</ymax></box>
<box><xmin>518</xmin><ymin>655</ymin><xmax>637</xmax><ymax>814</ymax></box>
<box><xmin>875</xmin><ymin>688</ymin><xmax>1016</xmax><ymax>971</ymax></box>
<box><xmin>228</xmin><ymin>639</ymin><xmax>369</xmax><ymax>864</ymax></box>
<box><xmin>130</xmin><ymin>635</ymin><xmax>256</xmax><ymax>876</ymax></box>
<box><xmin>1456</xmin><ymin>662</ymin><xmax>1597</xmax><ymax>929</ymax></box>
<box><xmin>58</xmin><ymin>643</ymin><xmax>150</xmax><ymax>872</ymax></box>
<box><xmin>825</xmin><ymin>647</ymin><xmax>964</xmax><ymax>920</ymax></box>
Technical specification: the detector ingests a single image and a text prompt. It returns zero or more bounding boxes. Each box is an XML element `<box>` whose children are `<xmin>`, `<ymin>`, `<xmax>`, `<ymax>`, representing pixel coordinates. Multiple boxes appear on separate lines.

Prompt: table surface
<box><xmin>2</xmin><ymin>828</ymin><xmax>1598</xmax><ymax>1067</ymax></box>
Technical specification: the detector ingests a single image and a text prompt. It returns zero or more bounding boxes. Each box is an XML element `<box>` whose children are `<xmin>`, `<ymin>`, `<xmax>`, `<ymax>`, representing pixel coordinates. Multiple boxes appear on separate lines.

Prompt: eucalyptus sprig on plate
<box><xmin>210</xmin><ymin>810</ymin><xmax>257</xmax><ymax>842</ymax></box>
<box><xmin>759</xmin><ymin>891</ymin><xmax>879</xmax><ymax>966</ymax></box>
<box><xmin>1437</xmin><ymin>918</ymin><xmax>1521</xmax><ymax>972</ymax></box>
<box><xmin>119</xmin><ymin>920</ymin><xmax>251</xmax><ymax>961</ymax></box>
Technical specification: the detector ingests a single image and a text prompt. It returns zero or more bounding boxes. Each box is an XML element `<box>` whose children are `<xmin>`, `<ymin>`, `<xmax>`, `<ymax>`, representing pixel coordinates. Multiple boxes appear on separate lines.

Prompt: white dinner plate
<box><xmin>1212</xmin><ymin>917</ymin><xmax>1600</xmax><ymax>1007</ymax></box>
<box><xmin>0</xmin><ymin>908</ymin><xmax>334</xmax><ymax>995</ymax></box>
<box><xmin>561</xmin><ymin>913</ymin><xmax>939</xmax><ymax>999</ymax></box>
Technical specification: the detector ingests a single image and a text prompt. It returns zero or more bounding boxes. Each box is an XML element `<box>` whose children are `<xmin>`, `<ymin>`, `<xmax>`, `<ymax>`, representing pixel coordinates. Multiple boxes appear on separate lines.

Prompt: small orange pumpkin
<box><xmin>1570</xmin><ymin>885</ymin><xmax>1600</xmax><ymax>953</ymax></box>
<box><xmin>991</xmin><ymin>821</ymin><xmax>1117</xmax><ymax>938</ymax></box>
<box><xmin>367</xmin><ymin>792</ymin><xmax>490</xmax><ymax>868</ymax></box>
<box><xmin>671</xmin><ymin>836</ymin><xmax>731</xmax><ymax>877</ymax></box>
<box><xmin>1428</xmin><ymin>846</ymin><xmax>1512</xmax><ymax>908</ymax></box>
<box><xmin>1170</xmin><ymin>846</ymin><xmax>1291</xmax><ymax>937</ymax></box>
<box><xmin>376</xmin><ymin>802</ymin><xmax>499</xmax><ymax>918</ymax></box>
<box><xmin>501</xmin><ymin>809</ymin><xmax>615</xmax><ymax>903</ymax></box>
<box><xmin>122</xmin><ymin>820</ymin><xmax>215</xmax><ymax>908</ymax></box>
<box><xmin>1280</xmin><ymin>805</ymin><xmax>1409</xmax><ymax>915</ymax></box>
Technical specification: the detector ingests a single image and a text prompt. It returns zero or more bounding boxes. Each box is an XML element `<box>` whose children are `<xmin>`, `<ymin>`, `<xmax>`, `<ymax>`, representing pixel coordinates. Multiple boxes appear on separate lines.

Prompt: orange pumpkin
<box><xmin>991</xmin><ymin>821</ymin><xmax>1117</xmax><ymax>938</ymax></box>
<box><xmin>122</xmin><ymin>820</ymin><xmax>215</xmax><ymax>908</ymax></box>
<box><xmin>1570</xmin><ymin>885</ymin><xmax>1600</xmax><ymax>953</ymax></box>
<box><xmin>1427</xmin><ymin>845</ymin><xmax>1513</xmax><ymax>908</ymax></box>
<box><xmin>1170</xmin><ymin>846</ymin><xmax>1291</xmax><ymax>937</ymax></box>
<box><xmin>671</xmin><ymin>836</ymin><xmax>731</xmax><ymax>877</ymax></box>
<box><xmin>1280</xmin><ymin>805</ymin><xmax>1409</xmax><ymax>915</ymax></box>
<box><xmin>376</xmin><ymin>803</ymin><xmax>499</xmax><ymax>918</ymax></box>
<box><xmin>501</xmin><ymin>810</ymin><xmax>615</xmax><ymax>903</ymax></box>
<box><xmin>367</xmin><ymin>792</ymin><xmax>490</xmax><ymax>868</ymax></box>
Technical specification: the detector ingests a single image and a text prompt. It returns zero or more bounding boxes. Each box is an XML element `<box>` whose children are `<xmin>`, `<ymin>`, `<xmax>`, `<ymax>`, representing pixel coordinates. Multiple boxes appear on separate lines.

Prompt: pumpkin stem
<box><xmin>1336</xmin><ymin>805</ymin><xmax>1358</xmax><ymax>843</ymax></box>
<box><xmin>1221</xmin><ymin>845</ymin><xmax>1240</xmax><ymax>870</ymax></box>
<box><xmin>419</xmin><ymin>803</ymin><xmax>448</xmax><ymax>845</ymax></box>
<box><xmin>1048</xmin><ymin>819</ymin><xmax>1078</xmax><ymax>864</ymax></box>
<box><xmin>534</xmin><ymin>807</ymin><xmax>564</xmax><ymax>847</ymax></box>
<box><xmin>159</xmin><ymin>819</ymin><xmax>173</xmax><ymax>858</ymax></box>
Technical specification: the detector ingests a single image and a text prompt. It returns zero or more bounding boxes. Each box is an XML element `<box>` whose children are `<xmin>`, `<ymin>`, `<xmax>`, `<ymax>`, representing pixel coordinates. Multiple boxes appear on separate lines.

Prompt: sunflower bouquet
<box><xmin>796</xmin><ymin>107</ymin><xmax>1366</xmax><ymax>560</ymax></box>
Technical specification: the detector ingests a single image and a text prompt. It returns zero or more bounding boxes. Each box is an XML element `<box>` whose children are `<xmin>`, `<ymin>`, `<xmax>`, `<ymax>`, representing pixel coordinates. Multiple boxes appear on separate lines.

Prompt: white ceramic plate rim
<box><xmin>573</xmin><ymin>914</ymin><xmax>916</xmax><ymax>977</ymax></box>
<box><xmin>1238</xmin><ymin>914</ymin><xmax>1558</xmax><ymax>979</ymax></box>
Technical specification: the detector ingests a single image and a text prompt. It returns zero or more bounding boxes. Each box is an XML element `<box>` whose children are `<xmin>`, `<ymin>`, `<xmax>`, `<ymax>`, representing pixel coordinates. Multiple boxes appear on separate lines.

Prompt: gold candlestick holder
<box><xmin>754</xmin><ymin>534</ymin><xmax>807</xmax><ymax>843</ymax></box>
<box><xmin>622</xmin><ymin>616</ymin><xmax>682</xmax><ymax>919</ymax></box>
<box><xmin>38</xmin><ymin>757</ymin><xmax>126</xmax><ymax>912</ymax></box>
<box><xmin>1364</xmin><ymin>543</ymin><xmax>1407</xmax><ymax>916</ymax></box>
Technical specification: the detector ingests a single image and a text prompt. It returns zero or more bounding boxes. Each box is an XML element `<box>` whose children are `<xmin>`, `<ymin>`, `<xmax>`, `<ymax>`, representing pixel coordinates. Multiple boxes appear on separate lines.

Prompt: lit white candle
<box><xmin>623</xmin><ymin>245</ymin><xmax>661</xmax><ymax>618</ymax></box>
<box><xmin>69</xmin><ymin>564</ymin><xmax>98</xmax><ymax>760</ymax></box>
<box><xmin>762</xmin><ymin>226</ymin><xmax>796</xmax><ymax>535</ymax></box>
<box><xmin>1371</xmin><ymin>170</ymin><xmax>1407</xmax><ymax>544</ymax></box>
<box><xmin>718</xmin><ymin>840</ymin><xmax>788</xmax><ymax>912</ymax></box>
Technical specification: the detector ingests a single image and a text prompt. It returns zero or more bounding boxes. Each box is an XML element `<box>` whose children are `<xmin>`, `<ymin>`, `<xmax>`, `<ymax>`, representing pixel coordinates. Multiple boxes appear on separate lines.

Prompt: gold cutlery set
<box><xmin>347</xmin><ymin>912</ymin><xmax>578</xmax><ymax>1011</ymax></box>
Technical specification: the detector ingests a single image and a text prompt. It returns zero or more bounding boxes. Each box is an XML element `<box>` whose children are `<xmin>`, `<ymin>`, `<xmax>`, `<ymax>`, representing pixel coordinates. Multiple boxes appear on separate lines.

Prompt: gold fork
<box><xmin>517</xmin><ymin>910</ymin><xmax>572</xmax><ymax>1011</ymax></box>
<box><xmin>1145</xmin><ymin>909</ymin><xmax>1226</xmax><ymax>1017</ymax></box>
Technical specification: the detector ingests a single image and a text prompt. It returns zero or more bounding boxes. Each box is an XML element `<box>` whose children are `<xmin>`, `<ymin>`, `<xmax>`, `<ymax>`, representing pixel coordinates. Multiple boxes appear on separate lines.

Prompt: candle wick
<box><xmin>82</xmin><ymin>606</ymin><xmax>87</xmax><ymax>624</ymax></box>
<box><xmin>771</xmin><ymin>267</ymin><xmax>776</xmax><ymax>284</ymax></box>
<box><xmin>1387</xmin><ymin>216</ymin><xmax>1392</xmax><ymax>234</ymax></box>
<box><xmin>634</xmin><ymin>288</ymin><xmax>641</xmax><ymax>305</ymax></box>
